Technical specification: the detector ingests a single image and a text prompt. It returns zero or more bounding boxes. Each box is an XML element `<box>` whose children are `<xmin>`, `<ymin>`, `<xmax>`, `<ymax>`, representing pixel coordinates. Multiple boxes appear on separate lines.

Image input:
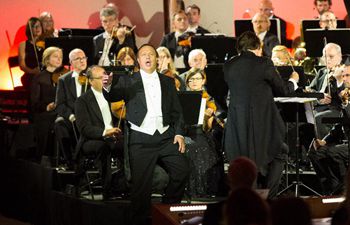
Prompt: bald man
<box><xmin>252</xmin><ymin>13</ymin><xmax>280</xmax><ymax>57</ymax></box>
<box><xmin>319</xmin><ymin>11</ymin><xmax>337</xmax><ymax>29</ymax></box>
<box><xmin>258</xmin><ymin>0</ymin><xmax>287</xmax><ymax>46</ymax></box>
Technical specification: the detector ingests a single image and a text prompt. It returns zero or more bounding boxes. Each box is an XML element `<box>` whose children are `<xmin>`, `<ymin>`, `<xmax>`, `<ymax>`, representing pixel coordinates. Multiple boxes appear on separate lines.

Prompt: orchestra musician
<box><xmin>319</xmin><ymin>11</ymin><xmax>337</xmax><ymax>30</ymax></box>
<box><xmin>314</xmin><ymin>0</ymin><xmax>332</xmax><ymax>19</ymax></box>
<box><xmin>18</xmin><ymin>17</ymin><xmax>44</xmax><ymax>90</ymax></box>
<box><xmin>223</xmin><ymin>31</ymin><xmax>298</xmax><ymax>199</ymax></box>
<box><xmin>30</xmin><ymin>46</ymin><xmax>63</xmax><ymax>161</ymax></box>
<box><xmin>39</xmin><ymin>11</ymin><xmax>58</xmax><ymax>38</ymax></box>
<box><xmin>308</xmin><ymin>65</ymin><xmax>350</xmax><ymax>195</ymax></box>
<box><xmin>307</xmin><ymin>43</ymin><xmax>345</xmax><ymax>139</ymax></box>
<box><xmin>55</xmin><ymin>48</ymin><xmax>89</xmax><ymax>169</ymax></box>
<box><xmin>102</xmin><ymin>44</ymin><xmax>189</xmax><ymax>225</ymax></box>
<box><xmin>156</xmin><ymin>46</ymin><xmax>184</xmax><ymax>91</ymax></box>
<box><xmin>185</xmin><ymin>4</ymin><xmax>210</xmax><ymax>34</ymax></box>
<box><xmin>184</xmin><ymin>69</ymin><xmax>223</xmax><ymax>198</ymax></box>
<box><xmin>93</xmin><ymin>7</ymin><xmax>136</xmax><ymax>66</ymax></box>
<box><xmin>252</xmin><ymin>13</ymin><xmax>280</xmax><ymax>58</ymax></box>
<box><xmin>160</xmin><ymin>10</ymin><xmax>190</xmax><ymax>69</ymax></box>
<box><xmin>179</xmin><ymin>48</ymin><xmax>207</xmax><ymax>83</ymax></box>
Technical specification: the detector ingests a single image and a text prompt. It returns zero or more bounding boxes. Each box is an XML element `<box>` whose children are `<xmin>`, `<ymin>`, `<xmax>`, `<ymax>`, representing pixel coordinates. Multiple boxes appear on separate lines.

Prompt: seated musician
<box><xmin>307</xmin><ymin>43</ymin><xmax>345</xmax><ymax>138</ymax></box>
<box><xmin>252</xmin><ymin>13</ymin><xmax>280</xmax><ymax>58</ymax></box>
<box><xmin>271</xmin><ymin>45</ymin><xmax>295</xmax><ymax>66</ymax></box>
<box><xmin>30</xmin><ymin>47</ymin><xmax>64</xmax><ymax>161</ymax></box>
<box><xmin>185</xmin><ymin>4</ymin><xmax>210</xmax><ymax>34</ymax></box>
<box><xmin>156</xmin><ymin>46</ymin><xmax>184</xmax><ymax>91</ymax></box>
<box><xmin>19</xmin><ymin>17</ymin><xmax>44</xmax><ymax>90</ymax></box>
<box><xmin>93</xmin><ymin>7</ymin><xmax>136</xmax><ymax>66</ymax></box>
<box><xmin>160</xmin><ymin>10</ymin><xmax>190</xmax><ymax>69</ymax></box>
<box><xmin>308</xmin><ymin>65</ymin><xmax>350</xmax><ymax>195</ymax></box>
<box><xmin>319</xmin><ymin>11</ymin><xmax>337</xmax><ymax>30</ymax></box>
<box><xmin>55</xmin><ymin>49</ymin><xmax>89</xmax><ymax>169</ymax></box>
<box><xmin>314</xmin><ymin>0</ymin><xmax>332</xmax><ymax>19</ymax></box>
<box><xmin>39</xmin><ymin>11</ymin><xmax>58</xmax><ymax>38</ymax></box>
<box><xmin>178</xmin><ymin>48</ymin><xmax>207</xmax><ymax>83</ymax></box>
<box><xmin>74</xmin><ymin>65</ymin><xmax>122</xmax><ymax>200</ymax></box>
<box><xmin>183</xmin><ymin>69</ymin><xmax>223</xmax><ymax>197</ymax></box>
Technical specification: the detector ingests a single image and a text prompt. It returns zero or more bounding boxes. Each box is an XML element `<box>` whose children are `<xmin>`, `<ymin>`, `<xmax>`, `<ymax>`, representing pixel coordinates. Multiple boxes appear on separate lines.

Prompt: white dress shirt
<box><xmin>91</xmin><ymin>87</ymin><xmax>113</xmax><ymax>135</ymax></box>
<box><xmin>71</xmin><ymin>71</ymin><xmax>83</xmax><ymax>98</ymax></box>
<box><xmin>257</xmin><ymin>31</ymin><xmax>267</xmax><ymax>42</ymax></box>
<box><xmin>129</xmin><ymin>69</ymin><xmax>169</xmax><ymax>135</ymax></box>
<box><xmin>98</xmin><ymin>32</ymin><xmax>114</xmax><ymax>66</ymax></box>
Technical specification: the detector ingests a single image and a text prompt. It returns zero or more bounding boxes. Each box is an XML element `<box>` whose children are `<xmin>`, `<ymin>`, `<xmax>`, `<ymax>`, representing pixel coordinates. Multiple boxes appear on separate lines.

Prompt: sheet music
<box><xmin>274</xmin><ymin>97</ymin><xmax>318</xmax><ymax>103</ymax></box>
<box><xmin>304</xmin><ymin>102</ymin><xmax>315</xmax><ymax>124</ymax></box>
<box><xmin>197</xmin><ymin>98</ymin><xmax>207</xmax><ymax>125</ymax></box>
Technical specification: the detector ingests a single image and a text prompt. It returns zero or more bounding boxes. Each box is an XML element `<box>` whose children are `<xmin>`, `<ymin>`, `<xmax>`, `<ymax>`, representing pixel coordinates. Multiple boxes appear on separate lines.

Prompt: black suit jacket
<box><xmin>196</xmin><ymin>25</ymin><xmax>210</xmax><ymax>34</ymax></box>
<box><xmin>74</xmin><ymin>89</ymin><xmax>116</xmax><ymax>158</ymax></box>
<box><xmin>30</xmin><ymin>70</ymin><xmax>56</xmax><ymax>113</ymax></box>
<box><xmin>223</xmin><ymin>51</ymin><xmax>294</xmax><ymax>174</ymax></box>
<box><xmin>103</xmin><ymin>71</ymin><xmax>185</xmax><ymax>136</ymax></box>
<box><xmin>93</xmin><ymin>32</ymin><xmax>136</xmax><ymax>65</ymax></box>
<box><xmin>263</xmin><ymin>32</ymin><xmax>280</xmax><ymax>58</ymax></box>
<box><xmin>159</xmin><ymin>32</ymin><xmax>189</xmax><ymax>68</ymax></box>
<box><xmin>55</xmin><ymin>71</ymin><xmax>90</xmax><ymax>119</ymax></box>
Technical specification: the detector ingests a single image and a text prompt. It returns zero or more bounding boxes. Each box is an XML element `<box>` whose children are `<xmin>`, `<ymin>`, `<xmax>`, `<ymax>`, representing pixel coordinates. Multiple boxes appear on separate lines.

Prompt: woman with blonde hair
<box><xmin>157</xmin><ymin>46</ymin><xmax>184</xmax><ymax>90</ymax></box>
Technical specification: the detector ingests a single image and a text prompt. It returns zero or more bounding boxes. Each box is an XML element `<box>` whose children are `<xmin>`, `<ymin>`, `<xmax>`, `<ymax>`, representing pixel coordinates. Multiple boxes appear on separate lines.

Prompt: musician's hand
<box><xmin>290</xmin><ymin>71</ymin><xmax>299</xmax><ymax>83</ymax></box>
<box><xmin>313</xmin><ymin>139</ymin><xmax>326</xmax><ymax>150</ymax></box>
<box><xmin>102</xmin><ymin>72</ymin><xmax>113</xmax><ymax>88</ymax></box>
<box><xmin>205</xmin><ymin>108</ymin><xmax>214</xmax><ymax>117</ymax></box>
<box><xmin>46</xmin><ymin>102</ymin><xmax>56</xmax><ymax>111</ymax></box>
<box><xmin>319</xmin><ymin>93</ymin><xmax>332</xmax><ymax>105</ymax></box>
<box><xmin>104</xmin><ymin>127</ymin><xmax>122</xmax><ymax>137</ymax></box>
<box><xmin>116</xmin><ymin>26</ymin><xmax>127</xmax><ymax>44</ymax></box>
<box><xmin>333</xmin><ymin>64</ymin><xmax>346</xmax><ymax>80</ymax></box>
<box><xmin>174</xmin><ymin>135</ymin><xmax>185</xmax><ymax>153</ymax></box>
<box><xmin>69</xmin><ymin>114</ymin><xmax>76</xmax><ymax>122</ymax></box>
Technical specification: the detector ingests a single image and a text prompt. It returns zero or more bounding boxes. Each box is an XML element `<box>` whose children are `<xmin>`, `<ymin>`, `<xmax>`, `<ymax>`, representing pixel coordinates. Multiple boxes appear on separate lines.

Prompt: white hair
<box><xmin>188</xmin><ymin>49</ymin><xmax>206</xmax><ymax>63</ymax></box>
<box><xmin>69</xmin><ymin>48</ymin><xmax>84</xmax><ymax>62</ymax></box>
<box><xmin>322</xmin><ymin>43</ymin><xmax>342</xmax><ymax>57</ymax></box>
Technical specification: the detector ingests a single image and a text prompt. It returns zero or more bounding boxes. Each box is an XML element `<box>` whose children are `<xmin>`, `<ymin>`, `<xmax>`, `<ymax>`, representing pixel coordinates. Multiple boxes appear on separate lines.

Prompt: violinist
<box><xmin>183</xmin><ymin>69</ymin><xmax>223</xmax><ymax>198</ymax></box>
<box><xmin>18</xmin><ymin>17</ymin><xmax>44</xmax><ymax>90</ymax></box>
<box><xmin>30</xmin><ymin>46</ymin><xmax>63</xmax><ymax>161</ymax></box>
<box><xmin>93</xmin><ymin>7</ymin><xmax>136</xmax><ymax>66</ymax></box>
<box><xmin>39</xmin><ymin>11</ymin><xmax>58</xmax><ymax>38</ymax></box>
<box><xmin>156</xmin><ymin>46</ymin><xmax>184</xmax><ymax>91</ymax></box>
<box><xmin>307</xmin><ymin>43</ymin><xmax>345</xmax><ymax>138</ymax></box>
<box><xmin>160</xmin><ymin>10</ymin><xmax>190</xmax><ymax>69</ymax></box>
<box><xmin>55</xmin><ymin>48</ymin><xmax>89</xmax><ymax>169</ymax></box>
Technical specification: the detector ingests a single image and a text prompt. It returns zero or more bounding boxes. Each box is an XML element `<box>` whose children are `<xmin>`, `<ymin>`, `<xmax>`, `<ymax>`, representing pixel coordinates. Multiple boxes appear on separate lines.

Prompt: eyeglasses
<box><xmin>321</xmin><ymin>19</ymin><xmax>336</xmax><ymax>23</ymax></box>
<box><xmin>73</xmin><ymin>57</ymin><xmax>88</xmax><ymax>62</ymax></box>
<box><xmin>252</xmin><ymin>20</ymin><xmax>268</xmax><ymax>24</ymax></box>
<box><xmin>188</xmin><ymin>77</ymin><xmax>203</xmax><ymax>82</ymax></box>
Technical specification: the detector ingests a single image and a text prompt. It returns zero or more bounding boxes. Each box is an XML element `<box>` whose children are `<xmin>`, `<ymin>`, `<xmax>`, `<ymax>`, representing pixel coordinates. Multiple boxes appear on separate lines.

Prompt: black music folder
<box><xmin>234</xmin><ymin>18</ymin><xmax>281</xmax><ymax>42</ymax></box>
<box><xmin>177</xmin><ymin>91</ymin><xmax>204</xmax><ymax>126</ymax></box>
<box><xmin>300</xmin><ymin>19</ymin><xmax>346</xmax><ymax>40</ymax></box>
<box><xmin>191</xmin><ymin>35</ymin><xmax>237</xmax><ymax>64</ymax></box>
<box><xmin>59</xmin><ymin>28</ymin><xmax>103</xmax><ymax>37</ymax></box>
<box><xmin>276</xmin><ymin>66</ymin><xmax>306</xmax><ymax>87</ymax></box>
<box><xmin>304</xmin><ymin>28</ymin><xmax>350</xmax><ymax>57</ymax></box>
<box><xmin>45</xmin><ymin>36</ymin><xmax>95</xmax><ymax>65</ymax></box>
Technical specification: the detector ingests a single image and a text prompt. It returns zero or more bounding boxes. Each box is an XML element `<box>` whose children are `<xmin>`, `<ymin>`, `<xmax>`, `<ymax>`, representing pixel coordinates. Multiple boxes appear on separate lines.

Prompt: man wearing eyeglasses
<box><xmin>252</xmin><ymin>13</ymin><xmax>280</xmax><ymax>58</ymax></box>
<box><xmin>55</xmin><ymin>48</ymin><xmax>89</xmax><ymax>169</ymax></box>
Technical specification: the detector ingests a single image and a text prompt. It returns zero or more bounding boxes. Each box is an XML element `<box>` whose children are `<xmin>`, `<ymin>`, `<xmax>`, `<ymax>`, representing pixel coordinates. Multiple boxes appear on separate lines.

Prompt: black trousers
<box><xmin>33</xmin><ymin>111</ymin><xmax>56</xmax><ymax>160</ymax></box>
<box><xmin>81</xmin><ymin>140</ymin><xmax>113</xmax><ymax>195</ymax></box>
<box><xmin>128</xmin><ymin>128</ymin><xmax>190</xmax><ymax>225</ymax></box>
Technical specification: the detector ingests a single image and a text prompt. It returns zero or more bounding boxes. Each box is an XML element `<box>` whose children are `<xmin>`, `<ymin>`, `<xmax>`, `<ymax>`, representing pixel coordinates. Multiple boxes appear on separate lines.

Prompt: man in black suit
<box><xmin>75</xmin><ymin>65</ymin><xmax>121</xmax><ymax>200</ymax></box>
<box><xmin>307</xmin><ymin>43</ymin><xmax>344</xmax><ymax>139</ymax></box>
<box><xmin>93</xmin><ymin>7</ymin><xmax>136</xmax><ymax>66</ymax></box>
<box><xmin>185</xmin><ymin>4</ymin><xmax>210</xmax><ymax>34</ymax></box>
<box><xmin>55</xmin><ymin>48</ymin><xmax>88</xmax><ymax>168</ymax></box>
<box><xmin>258</xmin><ymin>0</ymin><xmax>287</xmax><ymax>46</ymax></box>
<box><xmin>160</xmin><ymin>10</ymin><xmax>190</xmax><ymax>69</ymax></box>
<box><xmin>252</xmin><ymin>13</ymin><xmax>280</xmax><ymax>58</ymax></box>
<box><xmin>102</xmin><ymin>44</ymin><xmax>190</xmax><ymax>225</ymax></box>
<box><xmin>223</xmin><ymin>31</ymin><xmax>298</xmax><ymax>198</ymax></box>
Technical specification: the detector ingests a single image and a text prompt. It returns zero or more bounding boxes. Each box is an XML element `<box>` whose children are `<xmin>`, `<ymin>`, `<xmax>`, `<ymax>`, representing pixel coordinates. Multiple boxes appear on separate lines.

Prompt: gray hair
<box><xmin>100</xmin><ymin>7</ymin><xmax>118</xmax><ymax>18</ymax></box>
<box><xmin>69</xmin><ymin>48</ymin><xmax>84</xmax><ymax>62</ymax></box>
<box><xmin>323</xmin><ymin>43</ymin><xmax>342</xmax><ymax>56</ymax></box>
<box><xmin>188</xmin><ymin>49</ymin><xmax>206</xmax><ymax>63</ymax></box>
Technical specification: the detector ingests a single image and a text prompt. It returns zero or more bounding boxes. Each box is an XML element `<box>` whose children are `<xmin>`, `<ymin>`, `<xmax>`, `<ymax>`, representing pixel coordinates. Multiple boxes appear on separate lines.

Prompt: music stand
<box><xmin>59</xmin><ymin>28</ymin><xmax>104</xmax><ymax>37</ymax></box>
<box><xmin>177</xmin><ymin>91</ymin><xmax>203</xmax><ymax>126</ymax></box>
<box><xmin>45</xmin><ymin>36</ymin><xmax>95</xmax><ymax>65</ymax></box>
<box><xmin>234</xmin><ymin>18</ymin><xmax>281</xmax><ymax>43</ymax></box>
<box><xmin>300</xmin><ymin>20</ymin><xmax>346</xmax><ymax>40</ymax></box>
<box><xmin>191</xmin><ymin>35</ymin><xmax>237</xmax><ymax>64</ymax></box>
<box><xmin>204</xmin><ymin>64</ymin><xmax>228</xmax><ymax>111</ymax></box>
<box><xmin>304</xmin><ymin>28</ymin><xmax>350</xmax><ymax>57</ymax></box>
<box><xmin>275</xmin><ymin>97</ymin><xmax>322</xmax><ymax>197</ymax></box>
<box><xmin>276</xmin><ymin>66</ymin><xmax>307</xmax><ymax>88</ymax></box>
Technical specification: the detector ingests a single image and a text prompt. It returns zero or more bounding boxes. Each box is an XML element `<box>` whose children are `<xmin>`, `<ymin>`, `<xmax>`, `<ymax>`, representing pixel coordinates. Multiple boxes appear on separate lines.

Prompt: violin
<box><xmin>52</xmin><ymin>66</ymin><xmax>70</xmax><ymax>85</ymax></box>
<box><xmin>78</xmin><ymin>72</ymin><xmax>88</xmax><ymax>86</ymax></box>
<box><xmin>178</xmin><ymin>31</ymin><xmax>195</xmax><ymax>47</ymax></box>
